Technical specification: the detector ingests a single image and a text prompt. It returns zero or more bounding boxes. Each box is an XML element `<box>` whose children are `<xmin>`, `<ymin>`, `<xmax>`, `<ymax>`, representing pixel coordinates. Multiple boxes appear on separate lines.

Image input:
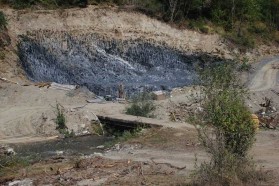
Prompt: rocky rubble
<box><xmin>256</xmin><ymin>98</ymin><xmax>279</xmax><ymax>129</ymax></box>
<box><xmin>0</xmin><ymin>145</ymin><xmax>16</xmax><ymax>156</ymax></box>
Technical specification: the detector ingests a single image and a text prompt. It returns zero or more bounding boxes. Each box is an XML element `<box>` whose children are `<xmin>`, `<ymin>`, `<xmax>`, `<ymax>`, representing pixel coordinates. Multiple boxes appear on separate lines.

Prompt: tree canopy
<box><xmin>1</xmin><ymin>0</ymin><xmax>278</xmax><ymax>45</ymax></box>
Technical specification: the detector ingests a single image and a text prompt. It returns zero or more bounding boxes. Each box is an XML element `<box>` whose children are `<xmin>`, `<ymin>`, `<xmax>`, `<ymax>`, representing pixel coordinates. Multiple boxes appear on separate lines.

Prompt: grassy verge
<box><xmin>125</xmin><ymin>92</ymin><xmax>156</xmax><ymax>118</ymax></box>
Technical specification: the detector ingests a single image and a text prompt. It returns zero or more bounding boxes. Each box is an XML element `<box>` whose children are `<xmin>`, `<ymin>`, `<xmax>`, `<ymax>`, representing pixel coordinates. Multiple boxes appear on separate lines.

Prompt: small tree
<box><xmin>191</xmin><ymin>62</ymin><xmax>258</xmax><ymax>185</ymax></box>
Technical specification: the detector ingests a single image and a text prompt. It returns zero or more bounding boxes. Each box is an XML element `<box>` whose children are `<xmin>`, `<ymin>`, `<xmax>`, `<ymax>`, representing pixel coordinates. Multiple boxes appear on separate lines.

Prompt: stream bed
<box><xmin>11</xmin><ymin>135</ymin><xmax>112</xmax><ymax>159</ymax></box>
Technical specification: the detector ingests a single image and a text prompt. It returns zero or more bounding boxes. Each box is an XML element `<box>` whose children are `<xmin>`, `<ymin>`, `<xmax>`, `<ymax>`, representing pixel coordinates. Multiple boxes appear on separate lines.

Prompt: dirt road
<box><xmin>249</xmin><ymin>57</ymin><xmax>279</xmax><ymax>92</ymax></box>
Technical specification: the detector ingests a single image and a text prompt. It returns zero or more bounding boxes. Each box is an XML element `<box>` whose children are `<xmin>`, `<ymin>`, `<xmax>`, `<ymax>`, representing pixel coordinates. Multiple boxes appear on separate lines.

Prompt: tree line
<box><xmin>2</xmin><ymin>0</ymin><xmax>278</xmax><ymax>29</ymax></box>
<box><xmin>1</xmin><ymin>0</ymin><xmax>278</xmax><ymax>45</ymax></box>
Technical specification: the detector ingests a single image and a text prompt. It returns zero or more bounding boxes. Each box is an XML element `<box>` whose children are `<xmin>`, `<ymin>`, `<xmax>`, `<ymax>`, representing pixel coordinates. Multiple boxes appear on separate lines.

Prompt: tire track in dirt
<box><xmin>249</xmin><ymin>57</ymin><xmax>279</xmax><ymax>92</ymax></box>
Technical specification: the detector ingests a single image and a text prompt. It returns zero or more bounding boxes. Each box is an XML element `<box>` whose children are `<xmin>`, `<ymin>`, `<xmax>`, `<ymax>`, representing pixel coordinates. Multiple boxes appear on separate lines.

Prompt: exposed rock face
<box><xmin>18</xmin><ymin>31</ymin><xmax>222</xmax><ymax>96</ymax></box>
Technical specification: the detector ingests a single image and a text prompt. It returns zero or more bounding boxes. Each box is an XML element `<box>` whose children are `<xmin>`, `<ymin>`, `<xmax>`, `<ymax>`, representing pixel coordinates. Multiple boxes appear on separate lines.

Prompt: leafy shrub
<box><xmin>53</xmin><ymin>103</ymin><xmax>75</xmax><ymax>137</ymax></box>
<box><xmin>54</xmin><ymin>103</ymin><xmax>66</xmax><ymax>130</ymax></box>
<box><xmin>198</xmin><ymin>62</ymin><xmax>256</xmax><ymax>156</ymax></box>
<box><xmin>91</xmin><ymin>120</ymin><xmax>104</xmax><ymax>136</ymax></box>
<box><xmin>191</xmin><ymin>62</ymin><xmax>258</xmax><ymax>185</ymax></box>
<box><xmin>225</xmin><ymin>32</ymin><xmax>255</xmax><ymax>48</ymax></box>
<box><xmin>104</xmin><ymin>127</ymin><xmax>143</xmax><ymax>147</ymax></box>
<box><xmin>249</xmin><ymin>22</ymin><xmax>268</xmax><ymax>34</ymax></box>
<box><xmin>1</xmin><ymin>0</ymin><xmax>88</xmax><ymax>9</ymax></box>
<box><xmin>238</xmin><ymin>57</ymin><xmax>252</xmax><ymax>72</ymax></box>
<box><xmin>0</xmin><ymin>155</ymin><xmax>32</xmax><ymax>178</ymax></box>
<box><xmin>275</xmin><ymin>31</ymin><xmax>279</xmax><ymax>43</ymax></box>
<box><xmin>199</xmin><ymin>25</ymin><xmax>211</xmax><ymax>34</ymax></box>
<box><xmin>8</xmin><ymin>0</ymin><xmax>33</xmax><ymax>9</ymax></box>
<box><xmin>125</xmin><ymin>92</ymin><xmax>156</xmax><ymax>118</ymax></box>
<box><xmin>192</xmin><ymin>152</ymin><xmax>267</xmax><ymax>186</ymax></box>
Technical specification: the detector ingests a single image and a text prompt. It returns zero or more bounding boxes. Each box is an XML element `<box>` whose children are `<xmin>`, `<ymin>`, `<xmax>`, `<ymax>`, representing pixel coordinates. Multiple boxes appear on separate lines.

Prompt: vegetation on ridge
<box><xmin>0</xmin><ymin>0</ymin><xmax>278</xmax><ymax>47</ymax></box>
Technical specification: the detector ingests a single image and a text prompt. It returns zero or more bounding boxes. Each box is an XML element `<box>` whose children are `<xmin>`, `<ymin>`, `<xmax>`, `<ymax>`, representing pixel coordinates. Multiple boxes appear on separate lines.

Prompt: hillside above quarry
<box><xmin>0</xmin><ymin>5</ymin><xmax>278</xmax><ymax>83</ymax></box>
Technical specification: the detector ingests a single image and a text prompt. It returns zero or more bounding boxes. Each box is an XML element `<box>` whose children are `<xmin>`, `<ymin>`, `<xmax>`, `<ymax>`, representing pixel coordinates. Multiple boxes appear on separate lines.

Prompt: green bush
<box><xmin>54</xmin><ymin>103</ymin><xmax>66</xmax><ymax>130</ymax></box>
<box><xmin>192</xmin><ymin>152</ymin><xmax>266</xmax><ymax>186</ymax></box>
<box><xmin>126</xmin><ymin>92</ymin><xmax>156</xmax><ymax>118</ymax></box>
<box><xmin>8</xmin><ymin>0</ymin><xmax>33</xmax><ymax>9</ymax></box>
<box><xmin>0</xmin><ymin>155</ymin><xmax>31</xmax><ymax>178</ymax></box>
<box><xmin>249</xmin><ymin>22</ymin><xmax>268</xmax><ymax>34</ymax></box>
<box><xmin>0</xmin><ymin>11</ymin><xmax>7</xmax><ymax>30</ymax></box>
<box><xmin>275</xmin><ymin>31</ymin><xmax>279</xmax><ymax>43</ymax></box>
<box><xmin>225</xmin><ymin>32</ymin><xmax>255</xmax><ymax>48</ymax></box>
<box><xmin>198</xmin><ymin>62</ymin><xmax>256</xmax><ymax>156</ymax></box>
<box><xmin>0</xmin><ymin>0</ymin><xmax>88</xmax><ymax>9</ymax></box>
<box><xmin>238</xmin><ymin>57</ymin><xmax>252</xmax><ymax>72</ymax></box>
<box><xmin>53</xmin><ymin>103</ymin><xmax>75</xmax><ymax>137</ymax></box>
<box><xmin>191</xmin><ymin>62</ymin><xmax>258</xmax><ymax>185</ymax></box>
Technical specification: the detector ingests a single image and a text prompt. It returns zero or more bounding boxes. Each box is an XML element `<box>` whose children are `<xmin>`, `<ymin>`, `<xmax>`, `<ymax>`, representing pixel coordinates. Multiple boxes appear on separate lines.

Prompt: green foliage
<box><xmin>7</xmin><ymin>0</ymin><xmax>33</xmax><ymax>9</ymax></box>
<box><xmin>275</xmin><ymin>31</ymin><xmax>279</xmax><ymax>43</ymax></box>
<box><xmin>0</xmin><ymin>155</ymin><xmax>31</xmax><ymax>177</ymax></box>
<box><xmin>91</xmin><ymin>121</ymin><xmax>104</xmax><ymax>136</ymax></box>
<box><xmin>0</xmin><ymin>156</ymin><xmax>29</xmax><ymax>169</ymax></box>
<box><xmin>188</xmin><ymin>20</ymin><xmax>212</xmax><ymax>34</ymax></box>
<box><xmin>104</xmin><ymin>127</ymin><xmax>142</xmax><ymax>147</ymax></box>
<box><xmin>249</xmin><ymin>22</ymin><xmax>268</xmax><ymax>34</ymax></box>
<box><xmin>238</xmin><ymin>57</ymin><xmax>252</xmax><ymax>72</ymax></box>
<box><xmin>192</xmin><ymin>153</ymin><xmax>266</xmax><ymax>185</ymax></box>
<box><xmin>0</xmin><ymin>11</ymin><xmax>7</xmax><ymax>30</ymax></box>
<box><xmin>225</xmin><ymin>31</ymin><xmax>255</xmax><ymax>48</ymax></box>
<box><xmin>0</xmin><ymin>0</ymin><xmax>88</xmax><ymax>9</ymax></box>
<box><xmin>198</xmin><ymin>62</ymin><xmax>256</xmax><ymax>156</ymax></box>
<box><xmin>125</xmin><ymin>92</ymin><xmax>156</xmax><ymax>118</ymax></box>
<box><xmin>191</xmin><ymin>62</ymin><xmax>258</xmax><ymax>185</ymax></box>
<box><xmin>0</xmin><ymin>0</ymin><xmax>278</xmax><ymax>45</ymax></box>
<box><xmin>54</xmin><ymin>103</ymin><xmax>66</xmax><ymax>130</ymax></box>
<box><xmin>53</xmin><ymin>103</ymin><xmax>75</xmax><ymax>137</ymax></box>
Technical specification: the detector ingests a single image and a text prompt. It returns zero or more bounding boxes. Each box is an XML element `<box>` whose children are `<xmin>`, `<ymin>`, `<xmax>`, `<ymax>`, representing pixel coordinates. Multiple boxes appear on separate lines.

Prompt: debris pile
<box><xmin>168</xmin><ymin>86</ymin><xmax>203</xmax><ymax>122</ymax></box>
<box><xmin>256</xmin><ymin>97</ymin><xmax>279</xmax><ymax>129</ymax></box>
<box><xmin>0</xmin><ymin>145</ymin><xmax>16</xmax><ymax>156</ymax></box>
<box><xmin>168</xmin><ymin>102</ymin><xmax>202</xmax><ymax>122</ymax></box>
